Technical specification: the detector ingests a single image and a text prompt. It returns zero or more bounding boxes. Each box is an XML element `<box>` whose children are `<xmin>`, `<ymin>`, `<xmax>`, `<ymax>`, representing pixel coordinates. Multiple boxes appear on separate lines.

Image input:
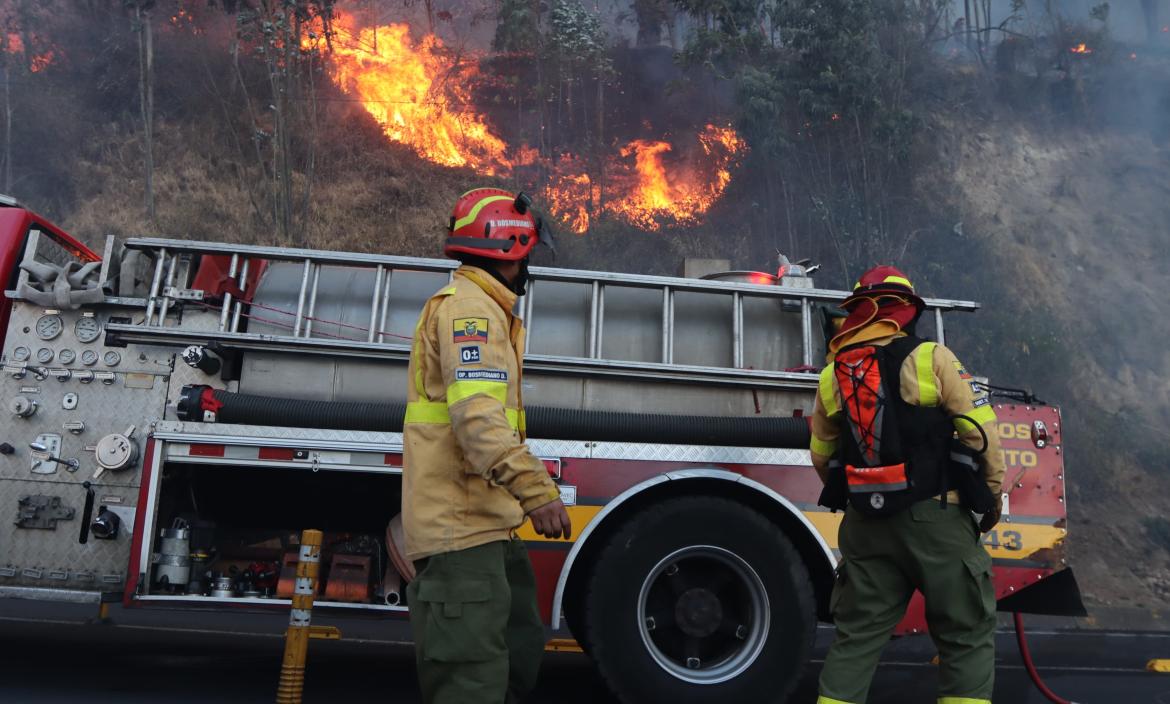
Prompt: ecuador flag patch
<box><xmin>454</xmin><ymin>317</ymin><xmax>489</xmax><ymax>343</ymax></box>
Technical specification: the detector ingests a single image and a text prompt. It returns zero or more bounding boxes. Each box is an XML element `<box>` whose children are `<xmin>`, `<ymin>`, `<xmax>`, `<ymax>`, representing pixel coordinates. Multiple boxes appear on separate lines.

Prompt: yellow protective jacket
<box><xmin>402</xmin><ymin>265</ymin><xmax>561</xmax><ymax>561</ymax></box>
<box><xmin>810</xmin><ymin>333</ymin><xmax>1005</xmax><ymax>502</ymax></box>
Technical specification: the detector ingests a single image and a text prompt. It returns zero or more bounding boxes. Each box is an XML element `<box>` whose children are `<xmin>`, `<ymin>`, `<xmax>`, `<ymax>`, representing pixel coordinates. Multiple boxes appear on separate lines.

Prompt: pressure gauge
<box><xmin>35</xmin><ymin>314</ymin><xmax>63</xmax><ymax>341</ymax></box>
<box><xmin>74</xmin><ymin>316</ymin><xmax>101</xmax><ymax>344</ymax></box>
<box><xmin>80</xmin><ymin>350</ymin><xmax>99</xmax><ymax>366</ymax></box>
<box><xmin>102</xmin><ymin>351</ymin><xmax>121</xmax><ymax>367</ymax></box>
<box><xmin>11</xmin><ymin>346</ymin><xmax>30</xmax><ymax>362</ymax></box>
<box><xmin>58</xmin><ymin>349</ymin><xmax>76</xmax><ymax>365</ymax></box>
<box><xmin>36</xmin><ymin>347</ymin><xmax>54</xmax><ymax>364</ymax></box>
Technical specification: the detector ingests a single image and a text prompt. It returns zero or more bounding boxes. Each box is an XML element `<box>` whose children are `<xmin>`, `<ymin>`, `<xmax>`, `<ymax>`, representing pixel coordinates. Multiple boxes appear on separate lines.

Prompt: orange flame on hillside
<box><xmin>5</xmin><ymin>32</ymin><xmax>54</xmax><ymax>72</ymax></box>
<box><xmin>310</xmin><ymin>11</ymin><xmax>746</xmax><ymax>232</ymax></box>
<box><xmin>1069</xmin><ymin>43</ymin><xmax>1092</xmax><ymax>55</ymax></box>
<box><xmin>307</xmin><ymin>12</ymin><xmax>512</xmax><ymax>174</ymax></box>
<box><xmin>542</xmin><ymin>126</ymin><xmax>745</xmax><ymax>233</ymax></box>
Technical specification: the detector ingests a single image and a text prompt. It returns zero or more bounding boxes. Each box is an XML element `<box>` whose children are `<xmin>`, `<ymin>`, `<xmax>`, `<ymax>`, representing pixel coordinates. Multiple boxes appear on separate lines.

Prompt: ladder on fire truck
<box><xmin>101</xmin><ymin>238</ymin><xmax>979</xmax><ymax>391</ymax></box>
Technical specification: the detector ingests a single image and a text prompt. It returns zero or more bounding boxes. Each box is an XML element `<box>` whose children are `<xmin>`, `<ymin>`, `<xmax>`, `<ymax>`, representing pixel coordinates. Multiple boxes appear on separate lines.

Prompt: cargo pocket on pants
<box><xmin>415</xmin><ymin>578</ymin><xmax>500</xmax><ymax>663</ymax></box>
<box><xmin>962</xmin><ymin>553</ymin><xmax>996</xmax><ymax>620</ymax></box>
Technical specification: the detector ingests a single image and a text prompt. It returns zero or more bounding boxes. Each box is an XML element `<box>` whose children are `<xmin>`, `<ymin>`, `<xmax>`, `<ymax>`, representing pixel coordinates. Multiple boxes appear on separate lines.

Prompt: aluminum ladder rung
<box><xmin>116</xmin><ymin>237</ymin><xmax>974</xmax><ymax>374</ymax></box>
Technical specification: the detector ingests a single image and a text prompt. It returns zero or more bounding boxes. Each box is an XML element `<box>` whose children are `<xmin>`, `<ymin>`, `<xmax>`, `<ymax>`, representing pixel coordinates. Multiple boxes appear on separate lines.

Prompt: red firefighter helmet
<box><xmin>841</xmin><ymin>265</ymin><xmax>925</xmax><ymax>310</ymax></box>
<box><xmin>444</xmin><ymin>188</ymin><xmax>541</xmax><ymax>261</ymax></box>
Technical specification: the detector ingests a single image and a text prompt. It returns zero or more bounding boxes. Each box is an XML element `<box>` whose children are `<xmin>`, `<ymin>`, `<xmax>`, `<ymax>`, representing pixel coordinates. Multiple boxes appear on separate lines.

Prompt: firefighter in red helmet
<box><xmin>402</xmin><ymin>188</ymin><xmax>570</xmax><ymax>704</ymax></box>
<box><xmin>811</xmin><ymin>265</ymin><xmax>1005</xmax><ymax>704</ymax></box>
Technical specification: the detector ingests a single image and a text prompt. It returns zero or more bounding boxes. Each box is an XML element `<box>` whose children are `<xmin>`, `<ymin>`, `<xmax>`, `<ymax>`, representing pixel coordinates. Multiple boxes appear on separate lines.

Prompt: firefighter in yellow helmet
<box><xmin>403</xmin><ymin>188</ymin><xmax>571</xmax><ymax>704</ymax></box>
<box><xmin>810</xmin><ymin>266</ymin><xmax>1005</xmax><ymax>704</ymax></box>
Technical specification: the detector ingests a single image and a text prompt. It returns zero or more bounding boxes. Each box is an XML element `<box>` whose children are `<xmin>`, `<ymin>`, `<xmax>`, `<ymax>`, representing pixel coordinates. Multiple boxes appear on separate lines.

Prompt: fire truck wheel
<box><xmin>583</xmin><ymin>495</ymin><xmax>815</xmax><ymax>703</ymax></box>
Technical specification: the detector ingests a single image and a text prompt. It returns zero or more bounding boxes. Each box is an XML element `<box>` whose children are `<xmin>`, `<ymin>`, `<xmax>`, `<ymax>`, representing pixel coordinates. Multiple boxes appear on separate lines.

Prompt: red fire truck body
<box><xmin>0</xmin><ymin>204</ymin><xmax>1080</xmax><ymax>702</ymax></box>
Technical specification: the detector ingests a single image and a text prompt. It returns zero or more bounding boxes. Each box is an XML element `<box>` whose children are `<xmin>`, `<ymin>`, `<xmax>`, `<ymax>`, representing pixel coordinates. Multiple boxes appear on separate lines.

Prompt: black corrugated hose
<box><xmin>177</xmin><ymin>385</ymin><xmax>812</xmax><ymax>449</ymax></box>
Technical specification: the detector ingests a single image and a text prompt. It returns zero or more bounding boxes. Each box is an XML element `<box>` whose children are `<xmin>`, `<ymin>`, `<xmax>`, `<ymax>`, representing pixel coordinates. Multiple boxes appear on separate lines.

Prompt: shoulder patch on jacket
<box><xmin>456</xmin><ymin>368</ymin><xmax>508</xmax><ymax>381</ymax></box>
<box><xmin>952</xmin><ymin>359</ymin><xmax>973</xmax><ymax>379</ymax></box>
<box><xmin>459</xmin><ymin>345</ymin><xmax>481</xmax><ymax>364</ymax></box>
<box><xmin>453</xmin><ymin>317</ymin><xmax>489</xmax><ymax>343</ymax></box>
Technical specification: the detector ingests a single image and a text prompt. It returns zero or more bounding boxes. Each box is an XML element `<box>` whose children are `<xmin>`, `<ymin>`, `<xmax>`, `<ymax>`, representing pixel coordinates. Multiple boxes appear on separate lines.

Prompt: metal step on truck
<box><xmin>0</xmin><ymin>198</ymin><xmax>1083</xmax><ymax>702</ymax></box>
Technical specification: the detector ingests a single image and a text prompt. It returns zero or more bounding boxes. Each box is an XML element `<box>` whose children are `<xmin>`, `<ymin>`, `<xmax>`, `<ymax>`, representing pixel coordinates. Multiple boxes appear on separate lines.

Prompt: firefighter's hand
<box><xmin>528</xmin><ymin>499</ymin><xmax>572</xmax><ymax>540</ymax></box>
<box><xmin>978</xmin><ymin>495</ymin><xmax>1003</xmax><ymax>533</ymax></box>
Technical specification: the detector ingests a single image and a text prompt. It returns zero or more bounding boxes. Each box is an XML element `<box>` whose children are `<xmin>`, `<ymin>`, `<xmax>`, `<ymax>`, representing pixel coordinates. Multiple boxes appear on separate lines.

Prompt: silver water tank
<box><xmin>240</xmin><ymin>262</ymin><xmax>818</xmax><ymax>417</ymax></box>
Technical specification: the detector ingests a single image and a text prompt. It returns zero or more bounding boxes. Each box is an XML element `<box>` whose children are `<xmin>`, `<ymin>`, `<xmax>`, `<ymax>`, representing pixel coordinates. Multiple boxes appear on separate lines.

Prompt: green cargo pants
<box><xmin>406</xmin><ymin>539</ymin><xmax>545</xmax><ymax>704</ymax></box>
<box><xmin>817</xmin><ymin>500</ymin><xmax>997</xmax><ymax>704</ymax></box>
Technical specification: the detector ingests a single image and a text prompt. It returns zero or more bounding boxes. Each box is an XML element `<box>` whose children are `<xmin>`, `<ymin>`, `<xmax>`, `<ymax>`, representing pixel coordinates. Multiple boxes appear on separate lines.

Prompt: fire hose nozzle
<box><xmin>181</xmin><ymin>346</ymin><xmax>222</xmax><ymax>375</ymax></box>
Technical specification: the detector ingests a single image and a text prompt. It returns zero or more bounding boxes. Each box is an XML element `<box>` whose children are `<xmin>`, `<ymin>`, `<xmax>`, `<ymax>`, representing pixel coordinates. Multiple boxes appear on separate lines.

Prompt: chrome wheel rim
<box><xmin>636</xmin><ymin>545</ymin><xmax>770</xmax><ymax>684</ymax></box>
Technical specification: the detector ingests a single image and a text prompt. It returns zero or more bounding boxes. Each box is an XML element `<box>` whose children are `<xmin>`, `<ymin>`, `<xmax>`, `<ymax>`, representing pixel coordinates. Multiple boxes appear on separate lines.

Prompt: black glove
<box><xmin>978</xmin><ymin>494</ymin><xmax>1003</xmax><ymax>533</ymax></box>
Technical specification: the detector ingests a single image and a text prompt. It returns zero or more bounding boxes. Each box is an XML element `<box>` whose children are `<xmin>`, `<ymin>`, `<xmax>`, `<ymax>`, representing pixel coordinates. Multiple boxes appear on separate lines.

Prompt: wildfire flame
<box><xmin>1069</xmin><ymin>43</ymin><xmax>1092</xmax><ymax>55</ymax></box>
<box><xmin>540</xmin><ymin>126</ymin><xmax>745</xmax><ymax>233</ymax></box>
<box><xmin>310</xmin><ymin>11</ymin><xmax>745</xmax><ymax>233</ymax></box>
<box><xmin>307</xmin><ymin>12</ymin><xmax>512</xmax><ymax>174</ymax></box>
<box><xmin>5</xmin><ymin>32</ymin><xmax>54</xmax><ymax>72</ymax></box>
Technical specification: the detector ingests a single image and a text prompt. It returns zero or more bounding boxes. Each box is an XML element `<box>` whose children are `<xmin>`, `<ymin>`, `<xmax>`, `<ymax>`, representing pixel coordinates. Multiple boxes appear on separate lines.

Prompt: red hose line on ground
<box><xmin>1013</xmin><ymin>611</ymin><xmax>1075</xmax><ymax>704</ymax></box>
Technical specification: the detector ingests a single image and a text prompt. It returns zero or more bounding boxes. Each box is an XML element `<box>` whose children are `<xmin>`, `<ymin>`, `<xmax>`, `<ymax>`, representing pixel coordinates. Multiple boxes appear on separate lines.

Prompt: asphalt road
<box><xmin>0</xmin><ymin>600</ymin><xmax>1167</xmax><ymax>703</ymax></box>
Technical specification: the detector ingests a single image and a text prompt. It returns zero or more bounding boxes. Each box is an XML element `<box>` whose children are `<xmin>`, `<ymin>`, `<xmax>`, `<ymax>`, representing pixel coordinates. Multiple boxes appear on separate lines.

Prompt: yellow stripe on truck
<box><xmin>517</xmin><ymin>505</ymin><xmax>604</xmax><ymax>543</ymax></box>
<box><xmin>800</xmin><ymin>509</ymin><xmax>1065</xmax><ymax>560</ymax></box>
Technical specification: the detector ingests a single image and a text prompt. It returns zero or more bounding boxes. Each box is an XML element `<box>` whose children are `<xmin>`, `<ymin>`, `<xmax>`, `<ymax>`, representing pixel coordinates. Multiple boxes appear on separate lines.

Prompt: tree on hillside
<box><xmin>493</xmin><ymin>0</ymin><xmax>542</xmax><ymax>53</ymax></box>
<box><xmin>1141</xmin><ymin>0</ymin><xmax>1160</xmax><ymax>44</ymax></box>
<box><xmin>633</xmin><ymin>0</ymin><xmax>673</xmax><ymax>47</ymax></box>
<box><xmin>676</xmin><ymin>0</ymin><xmax>944</xmax><ymax>281</ymax></box>
<box><xmin>232</xmin><ymin>0</ymin><xmax>334</xmax><ymax>244</ymax></box>
<box><xmin>127</xmin><ymin>0</ymin><xmax>156</xmax><ymax>220</ymax></box>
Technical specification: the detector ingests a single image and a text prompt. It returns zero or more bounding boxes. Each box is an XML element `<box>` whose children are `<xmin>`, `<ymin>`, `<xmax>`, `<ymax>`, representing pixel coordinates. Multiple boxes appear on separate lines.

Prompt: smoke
<box><xmin>951</xmin><ymin>0</ymin><xmax>1166</xmax><ymax>43</ymax></box>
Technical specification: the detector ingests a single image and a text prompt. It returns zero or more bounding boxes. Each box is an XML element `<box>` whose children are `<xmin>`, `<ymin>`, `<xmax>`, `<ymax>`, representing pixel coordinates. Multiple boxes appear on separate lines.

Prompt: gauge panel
<box><xmin>74</xmin><ymin>316</ymin><xmax>101</xmax><ymax>344</ymax></box>
<box><xmin>35</xmin><ymin>314</ymin><xmax>63</xmax><ymax>341</ymax></box>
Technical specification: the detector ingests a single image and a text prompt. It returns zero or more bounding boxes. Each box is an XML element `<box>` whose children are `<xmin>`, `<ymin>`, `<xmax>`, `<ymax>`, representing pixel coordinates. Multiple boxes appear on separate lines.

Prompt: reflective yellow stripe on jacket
<box><xmin>405</xmin><ymin>400</ymin><xmax>525</xmax><ymax>432</ymax></box>
<box><xmin>810</xmin><ymin>434</ymin><xmax>837</xmax><ymax>457</ymax></box>
<box><xmin>954</xmin><ymin>405</ymin><xmax>996</xmax><ymax>433</ymax></box>
<box><xmin>914</xmin><ymin>342</ymin><xmax>939</xmax><ymax>406</ymax></box>
<box><xmin>818</xmin><ymin>364</ymin><xmax>839</xmax><ymax>416</ymax></box>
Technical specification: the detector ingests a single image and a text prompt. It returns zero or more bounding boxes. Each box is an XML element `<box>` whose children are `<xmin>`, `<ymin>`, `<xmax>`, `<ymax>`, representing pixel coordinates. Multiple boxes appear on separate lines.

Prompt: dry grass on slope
<box><xmin>56</xmin><ymin>113</ymin><xmax>486</xmax><ymax>261</ymax></box>
<box><xmin>946</xmin><ymin>121</ymin><xmax>1170</xmax><ymax>608</ymax></box>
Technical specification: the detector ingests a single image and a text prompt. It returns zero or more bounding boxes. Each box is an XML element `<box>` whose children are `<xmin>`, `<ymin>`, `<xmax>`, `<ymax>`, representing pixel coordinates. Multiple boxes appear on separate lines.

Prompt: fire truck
<box><xmin>0</xmin><ymin>199</ymin><xmax>1082</xmax><ymax>702</ymax></box>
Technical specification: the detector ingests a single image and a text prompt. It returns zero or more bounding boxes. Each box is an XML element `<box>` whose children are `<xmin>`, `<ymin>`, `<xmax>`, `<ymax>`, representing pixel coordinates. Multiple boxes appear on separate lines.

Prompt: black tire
<box><xmin>582</xmin><ymin>496</ymin><xmax>815</xmax><ymax>704</ymax></box>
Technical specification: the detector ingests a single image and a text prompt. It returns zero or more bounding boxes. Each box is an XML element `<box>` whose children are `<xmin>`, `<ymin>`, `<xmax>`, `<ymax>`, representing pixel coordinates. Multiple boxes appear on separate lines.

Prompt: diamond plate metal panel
<box><xmin>589</xmin><ymin>441</ymin><xmax>811</xmax><ymax>466</ymax></box>
<box><xmin>1</xmin><ymin>301</ymin><xmax>169</xmax><ymax>592</ymax></box>
<box><xmin>153</xmin><ymin>421</ymin><xmax>404</xmax><ymax>448</ymax></box>
<box><xmin>2</xmin><ymin>301</ymin><xmax>172</xmax><ymax>487</ymax></box>
<box><xmin>150</xmin><ymin>422</ymin><xmax>808</xmax><ymax>466</ymax></box>
<box><xmin>527</xmin><ymin>439</ymin><xmax>593</xmax><ymax>459</ymax></box>
<box><xmin>0</xmin><ymin>477</ymin><xmax>138</xmax><ymax>590</ymax></box>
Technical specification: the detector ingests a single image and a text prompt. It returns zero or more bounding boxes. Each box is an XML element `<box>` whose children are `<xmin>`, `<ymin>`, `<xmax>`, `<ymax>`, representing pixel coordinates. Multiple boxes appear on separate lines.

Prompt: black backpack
<box><xmin>817</xmin><ymin>336</ymin><xmax>955</xmax><ymax>517</ymax></box>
